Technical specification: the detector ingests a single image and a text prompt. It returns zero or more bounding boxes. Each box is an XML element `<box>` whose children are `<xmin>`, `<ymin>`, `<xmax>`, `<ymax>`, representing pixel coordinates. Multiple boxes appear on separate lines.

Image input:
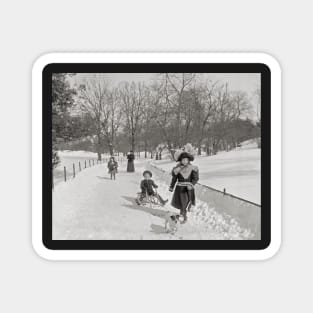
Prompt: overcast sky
<box><xmin>69</xmin><ymin>73</ymin><xmax>260</xmax><ymax>119</ymax></box>
<box><xmin>71</xmin><ymin>73</ymin><xmax>259</xmax><ymax>93</ymax></box>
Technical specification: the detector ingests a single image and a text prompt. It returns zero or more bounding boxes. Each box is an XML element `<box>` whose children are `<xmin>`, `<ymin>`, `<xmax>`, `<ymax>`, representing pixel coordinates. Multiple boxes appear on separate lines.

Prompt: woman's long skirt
<box><xmin>171</xmin><ymin>186</ymin><xmax>195</xmax><ymax>215</ymax></box>
<box><xmin>127</xmin><ymin>160</ymin><xmax>135</xmax><ymax>172</ymax></box>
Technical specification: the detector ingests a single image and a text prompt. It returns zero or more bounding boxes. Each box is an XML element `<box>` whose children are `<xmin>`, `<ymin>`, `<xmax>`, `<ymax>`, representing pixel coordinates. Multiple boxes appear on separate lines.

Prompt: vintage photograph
<box><xmin>52</xmin><ymin>72</ymin><xmax>261</xmax><ymax>240</ymax></box>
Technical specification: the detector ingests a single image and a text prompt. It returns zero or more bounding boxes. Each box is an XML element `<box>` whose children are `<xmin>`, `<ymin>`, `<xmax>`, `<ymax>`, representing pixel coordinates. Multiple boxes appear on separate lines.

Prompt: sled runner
<box><xmin>135</xmin><ymin>190</ymin><xmax>163</xmax><ymax>207</ymax></box>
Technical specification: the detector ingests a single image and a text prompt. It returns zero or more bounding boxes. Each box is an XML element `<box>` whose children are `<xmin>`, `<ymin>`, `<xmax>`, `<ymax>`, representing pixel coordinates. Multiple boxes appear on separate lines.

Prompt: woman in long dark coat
<box><xmin>169</xmin><ymin>152</ymin><xmax>199</xmax><ymax>222</ymax></box>
<box><xmin>126</xmin><ymin>150</ymin><xmax>135</xmax><ymax>172</ymax></box>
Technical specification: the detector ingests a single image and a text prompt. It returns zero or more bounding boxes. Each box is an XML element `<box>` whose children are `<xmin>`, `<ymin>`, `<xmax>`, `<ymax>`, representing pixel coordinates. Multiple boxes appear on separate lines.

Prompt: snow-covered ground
<box><xmin>152</xmin><ymin>141</ymin><xmax>260</xmax><ymax>204</ymax></box>
<box><xmin>53</xmin><ymin>158</ymin><xmax>254</xmax><ymax>240</ymax></box>
<box><xmin>58</xmin><ymin>150</ymin><xmax>100</xmax><ymax>158</ymax></box>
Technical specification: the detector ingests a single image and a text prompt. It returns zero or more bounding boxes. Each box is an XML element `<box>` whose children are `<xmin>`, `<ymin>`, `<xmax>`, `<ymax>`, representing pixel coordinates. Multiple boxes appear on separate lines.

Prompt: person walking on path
<box><xmin>169</xmin><ymin>151</ymin><xmax>199</xmax><ymax>223</ymax></box>
<box><xmin>126</xmin><ymin>150</ymin><xmax>135</xmax><ymax>172</ymax></box>
<box><xmin>107</xmin><ymin>156</ymin><xmax>118</xmax><ymax>180</ymax></box>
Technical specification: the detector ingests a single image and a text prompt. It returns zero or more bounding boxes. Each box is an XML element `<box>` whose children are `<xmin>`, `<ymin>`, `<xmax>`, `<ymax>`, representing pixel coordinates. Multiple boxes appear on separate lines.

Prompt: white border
<box><xmin>32</xmin><ymin>53</ymin><xmax>281</xmax><ymax>261</ymax></box>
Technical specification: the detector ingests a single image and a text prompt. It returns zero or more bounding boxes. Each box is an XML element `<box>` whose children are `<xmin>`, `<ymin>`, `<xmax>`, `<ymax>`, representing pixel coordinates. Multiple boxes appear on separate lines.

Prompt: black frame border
<box><xmin>42</xmin><ymin>63</ymin><xmax>271</xmax><ymax>250</ymax></box>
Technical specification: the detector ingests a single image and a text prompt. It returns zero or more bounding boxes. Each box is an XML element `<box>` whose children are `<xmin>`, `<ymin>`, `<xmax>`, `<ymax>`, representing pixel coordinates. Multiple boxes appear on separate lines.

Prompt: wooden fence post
<box><xmin>85</xmin><ymin>160</ymin><xmax>87</xmax><ymax>168</ymax></box>
<box><xmin>64</xmin><ymin>166</ymin><xmax>67</xmax><ymax>182</ymax></box>
<box><xmin>79</xmin><ymin>161</ymin><xmax>81</xmax><ymax>171</ymax></box>
<box><xmin>93</xmin><ymin>159</ymin><xmax>94</xmax><ymax>166</ymax></box>
<box><xmin>73</xmin><ymin>163</ymin><xmax>75</xmax><ymax>178</ymax></box>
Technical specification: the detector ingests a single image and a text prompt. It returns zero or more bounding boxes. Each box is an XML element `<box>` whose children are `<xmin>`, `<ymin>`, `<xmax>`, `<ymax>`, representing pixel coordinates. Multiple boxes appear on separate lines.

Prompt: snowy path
<box><xmin>53</xmin><ymin>159</ymin><xmax>253</xmax><ymax>240</ymax></box>
<box><xmin>53</xmin><ymin>160</ymin><xmax>177</xmax><ymax>240</ymax></box>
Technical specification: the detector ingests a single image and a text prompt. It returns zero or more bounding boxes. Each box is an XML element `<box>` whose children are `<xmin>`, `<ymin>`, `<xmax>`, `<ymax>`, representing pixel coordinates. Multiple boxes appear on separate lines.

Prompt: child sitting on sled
<box><xmin>136</xmin><ymin>170</ymin><xmax>168</xmax><ymax>206</ymax></box>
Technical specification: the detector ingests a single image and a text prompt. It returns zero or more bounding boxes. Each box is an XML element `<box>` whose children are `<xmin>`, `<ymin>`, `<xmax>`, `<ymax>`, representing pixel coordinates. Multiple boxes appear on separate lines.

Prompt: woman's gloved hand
<box><xmin>173</xmin><ymin>166</ymin><xmax>182</xmax><ymax>175</ymax></box>
<box><xmin>187</xmin><ymin>185</ymin><xmax>193</xmax><ymax>191</ymax></box>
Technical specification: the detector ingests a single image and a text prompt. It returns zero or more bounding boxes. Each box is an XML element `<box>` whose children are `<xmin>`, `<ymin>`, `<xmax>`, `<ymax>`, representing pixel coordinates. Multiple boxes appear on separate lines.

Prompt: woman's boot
<box><xmin>180</xmin><ymin>208</ymin><xmax>187</xmax><ymax>223</ymax></box>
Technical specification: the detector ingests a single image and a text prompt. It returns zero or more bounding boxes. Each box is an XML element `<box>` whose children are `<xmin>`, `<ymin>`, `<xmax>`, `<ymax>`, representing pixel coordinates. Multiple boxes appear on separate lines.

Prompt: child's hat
<box><xmin>143</xmin><ymin>170</ymin><xmax>152</xmax><ymax>177</ymax></box>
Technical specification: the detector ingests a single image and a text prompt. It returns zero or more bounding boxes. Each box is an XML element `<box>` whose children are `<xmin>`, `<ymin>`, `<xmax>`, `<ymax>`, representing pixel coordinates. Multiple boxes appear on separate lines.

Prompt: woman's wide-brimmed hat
<box><xmin>176</xmin><ymin>151</ymin><xmax>194</xmax><ymax>162</ymax></box>
<box><xmin>174</xmin><ymin>143</ymin><xmax>196</xmax><ymax>162</ymax></box>
<box><xmin>143</xmin><ymin>170</ymin><xmax>152</xmax><ymax>177</ymax></box>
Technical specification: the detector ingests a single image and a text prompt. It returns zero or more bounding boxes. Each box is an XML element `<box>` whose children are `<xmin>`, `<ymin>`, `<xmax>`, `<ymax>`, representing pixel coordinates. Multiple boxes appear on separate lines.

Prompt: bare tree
<box><xmin>119</xmin><ymin>82</ymin><xmax>145</xmax><ymax>152</ymax></box>
<box><xmin>165</xmin><ymin>73</ymin><xmax>196</xmax><ymax>147</ymax></box>
<box><xmin>254</xmin><ymin>88</ymin><xmax>261</xmax><ymax>123</ymax></box>
<box><xmin>138</xmin><ymin>86</ymin><xmax>161</xmax><ymax>158</ymax></box>
<box><xmin>207</xmin><ymin>85</ymin><xmax>251</xmax><ymax>153</ymax></box>
<box><xmin>101</xmin><ymin>87</ymin><xmax>123</xmax><ymax>155</ymax></box>
<box><xmin>149</xmin><ymin>77</ymin><xmax>177</xmax><ymax>159</ymax></box>
<box><xmin>78</xmin><ymin>76</ymin><xmax>108</xmax><ymax>160</ymax></box>
<box><xmin>192</xmin><ymin>80</ymin><xmax>218</xmax><ymax>155</ymax></box>
<box><xmin>254</xmin><ymin>88</ymin><xmax>261</xmax><ymax>148</ymax></box>
<box><xmin>69</xmin><ymin>73</ymin><xmax>259</xmax><ymax>159</ymax></box>
<box><xmin>78</xmin><ymin>75</ymin><xmax>123</xmax><ymax>159</ymax></box>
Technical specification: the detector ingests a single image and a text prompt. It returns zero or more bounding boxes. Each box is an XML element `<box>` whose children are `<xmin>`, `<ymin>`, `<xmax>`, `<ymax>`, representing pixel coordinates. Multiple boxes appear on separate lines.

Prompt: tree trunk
<box><xmin>206</xmin><ymin>145</ymin><xmax>209</xmax><ymax>156</ymax></box>
<box><xmin>131</xmin><ymin>132</ymin><xmax>135</xmax><ymax>152</ymax></box>
<box><xmin>96</xmin><ymin>134</ymin><xmax>102</xmax><ymax>161</ymax></box>
<box><xmin>197</xmin><ymin>141</ymin><xmax>202</xmax><ymax>156</ymax></box>
<box><xmin>144</xmin><ymin>139</ymin><xmax>147</xmax><ymax>158</ymax></box>
<box><xmin>213</xmin><ymin>141</ymin><xmax>218</xmax><ymax>155</ymax></box>
<box><xmin>109</xmin><ymin>145</ymin><xmax>114</xmax><ymax>156</ymax></box>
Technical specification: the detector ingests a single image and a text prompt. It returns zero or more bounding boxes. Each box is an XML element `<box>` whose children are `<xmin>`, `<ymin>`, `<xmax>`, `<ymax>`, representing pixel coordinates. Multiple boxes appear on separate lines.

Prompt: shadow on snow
<box><xmin>121</xmin><ymin>196</ymin><xmax>173</xmax><ymax>234</ymax></box>
<box><xmin>150</xmin><ymin>224</ymin><xmax>168</xmax><ymax>234</ymax></box>
<box><xmin>96</xmin><ymin>175</ymin><xmax>115</xmax><ymax>180</ymax></box>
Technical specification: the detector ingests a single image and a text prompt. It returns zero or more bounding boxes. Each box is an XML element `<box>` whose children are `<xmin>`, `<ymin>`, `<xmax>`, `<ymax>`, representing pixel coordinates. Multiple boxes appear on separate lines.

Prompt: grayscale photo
<box><xmin>52</xmin><ymin>73</ymin><xmax>261</xmax><ymax>240</ymax></box>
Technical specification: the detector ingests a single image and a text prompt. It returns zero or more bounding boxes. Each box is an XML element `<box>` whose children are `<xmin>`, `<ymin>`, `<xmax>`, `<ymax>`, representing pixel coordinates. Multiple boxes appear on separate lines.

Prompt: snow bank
<box><xmin>154</xmin><ymin>177</ymin><xmax>255</xmax><ymax>240</ymax></box>
<box><xmin>147</xmin><ymin>162</ymin><xmax>260</xmax><ymax>239</ymax></box>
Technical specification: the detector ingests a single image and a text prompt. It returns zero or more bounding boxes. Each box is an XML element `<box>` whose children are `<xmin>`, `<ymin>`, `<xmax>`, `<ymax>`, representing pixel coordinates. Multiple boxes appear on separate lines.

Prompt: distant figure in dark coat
<box><xmin>136</xmin><ymin>170</ymin><xmax>168</xmax><ymax>205</ymax></box>
<box><xmin>127</xmin><ymin>151</ymin><xmax>135</xmax><ymax>172</ymax></box>
<box><xmin>169</xmin><ymin>152</ymin><xmax>199</xmax><ymax>223</ymax></box>
<box><xmin>107</xmin><ymin>156</ymin><xmax>118</xmax><ymax>180</ymax></box>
